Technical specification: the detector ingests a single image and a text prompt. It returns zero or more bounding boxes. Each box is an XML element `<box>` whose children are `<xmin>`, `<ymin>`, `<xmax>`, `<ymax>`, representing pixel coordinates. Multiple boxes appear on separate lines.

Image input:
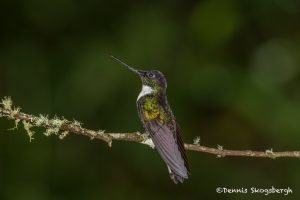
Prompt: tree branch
<box><xmin>1</xmin><ymin>97</ymin><xmax>300</xmax><ymax>159</ymax></box>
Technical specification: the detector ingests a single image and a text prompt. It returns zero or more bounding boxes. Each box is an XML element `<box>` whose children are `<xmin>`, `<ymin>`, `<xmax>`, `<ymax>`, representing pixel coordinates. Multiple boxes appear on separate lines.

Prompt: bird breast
<box><xmin>137</xmin><ymin>85</ymin><xmax>154</xmax><ymax>101</ymax></box>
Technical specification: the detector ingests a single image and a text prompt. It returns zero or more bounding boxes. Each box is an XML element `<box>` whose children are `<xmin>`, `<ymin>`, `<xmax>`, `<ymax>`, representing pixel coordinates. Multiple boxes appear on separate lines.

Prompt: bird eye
<box><xmin>147</xmin><ymin>72</ymin><xmax>155</xmax><ymax>78</ymax></box>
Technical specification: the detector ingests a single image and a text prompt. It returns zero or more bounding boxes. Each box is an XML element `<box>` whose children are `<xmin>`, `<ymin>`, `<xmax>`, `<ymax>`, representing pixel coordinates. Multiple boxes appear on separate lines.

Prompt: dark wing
<box><xmin>174</xmin><ymin>120</ymin><xmax>190</xmax><ymax>174</ymax></box>
<box><xmin>146</xmin><ymin>119</ymin><xmax>189</xmax><ymax>179</ymax></box>
<box><xmin>137</xmin><ymin>96</ymin><xmax>189</xmax><ymax>182</ymax></box>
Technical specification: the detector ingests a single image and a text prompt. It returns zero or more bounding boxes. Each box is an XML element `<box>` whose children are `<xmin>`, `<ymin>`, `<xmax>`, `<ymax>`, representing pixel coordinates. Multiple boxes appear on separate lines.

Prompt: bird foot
<box><xmin>141</xmin><ymin>133</ymin><xmax>155</xmax><ymax>149</ymax></box>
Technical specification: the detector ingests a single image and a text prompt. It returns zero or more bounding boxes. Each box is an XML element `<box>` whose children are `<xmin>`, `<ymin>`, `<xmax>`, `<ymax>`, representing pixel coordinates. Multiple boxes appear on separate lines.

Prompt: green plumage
<box><xmin>141</xmin><ymin>96</ymin><xmax>167</xmax><ymax>124</ymax></box>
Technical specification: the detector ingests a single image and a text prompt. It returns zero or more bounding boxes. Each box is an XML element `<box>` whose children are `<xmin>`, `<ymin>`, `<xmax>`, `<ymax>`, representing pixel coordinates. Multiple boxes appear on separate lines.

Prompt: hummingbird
<box><xmin>111</xmin><ymin>56</ymin><xmax>190</xmax><ymax>183</ymax></box>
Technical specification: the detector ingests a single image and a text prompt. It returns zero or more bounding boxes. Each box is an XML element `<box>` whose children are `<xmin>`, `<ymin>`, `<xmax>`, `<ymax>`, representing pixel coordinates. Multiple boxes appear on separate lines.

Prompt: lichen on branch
<box><xmin>1</xmin><ymin>96</ymin><xmax>300</xmax><ymax>159</ymax></box>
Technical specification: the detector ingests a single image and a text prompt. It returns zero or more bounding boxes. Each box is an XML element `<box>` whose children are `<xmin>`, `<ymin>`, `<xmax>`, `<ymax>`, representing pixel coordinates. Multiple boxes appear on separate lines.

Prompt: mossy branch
<box><xmin>1</xmin><ymin>97</ymin><xmax>300</xmax><ymax>159</ymax></box>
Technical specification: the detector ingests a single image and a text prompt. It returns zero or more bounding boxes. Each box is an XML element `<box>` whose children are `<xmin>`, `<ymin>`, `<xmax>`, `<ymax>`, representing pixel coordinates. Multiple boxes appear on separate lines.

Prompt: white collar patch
<box><xmin>137</xmin><ymin>85</ymin><xmax>154</xmax><ymax>101</ymax></box>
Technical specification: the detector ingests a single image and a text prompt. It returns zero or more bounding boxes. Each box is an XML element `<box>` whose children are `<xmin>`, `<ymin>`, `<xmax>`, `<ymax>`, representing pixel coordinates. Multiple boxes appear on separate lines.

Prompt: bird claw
<box><xmin>141</xmin><ymin>132</ymin><xmax>155</xmax><ymax>149</ymax></box>
<box><xmin>141</xmin><ymin>132</ymin><xmax>150</xmax><ymax>139</ymax></box>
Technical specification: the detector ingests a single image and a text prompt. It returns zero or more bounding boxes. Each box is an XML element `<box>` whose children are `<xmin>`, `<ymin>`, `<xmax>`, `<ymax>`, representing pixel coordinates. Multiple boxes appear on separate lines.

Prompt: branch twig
<box><xmin>1</xmin><ymin>97</ymin><xmax>300</xmax><ymax>159</ymax></box>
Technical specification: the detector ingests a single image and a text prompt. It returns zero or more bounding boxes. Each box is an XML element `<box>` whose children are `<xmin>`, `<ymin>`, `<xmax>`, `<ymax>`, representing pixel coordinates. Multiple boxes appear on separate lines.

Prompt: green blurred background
<box><xmin>1</xmin><ymin>0</ymin><xmax>300</xmax><ymax>199</ymax></box>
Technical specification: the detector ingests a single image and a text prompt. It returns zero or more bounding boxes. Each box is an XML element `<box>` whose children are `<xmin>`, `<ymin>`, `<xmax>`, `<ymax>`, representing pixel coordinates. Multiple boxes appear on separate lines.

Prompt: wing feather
<box><xmin>137</xmin><ymin>96</ymin><xmax>189</xmax><ymax>181</ymax></box>
<box><xmin>146</xmin><ymin>119</ymin><xmax>188</xmax><ymax>178</ymax></box>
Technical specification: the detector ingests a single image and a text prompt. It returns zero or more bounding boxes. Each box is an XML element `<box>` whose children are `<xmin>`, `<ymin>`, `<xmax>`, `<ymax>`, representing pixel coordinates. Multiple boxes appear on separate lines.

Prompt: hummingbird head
<box><xmin>111</xmin><ymin>56</ymin><xmax>167</xmax><ymax>92</ymax></box>
<box><xmin>136</xmin><ymin>70</ymin><xmax>167</xmax><ymax>91</ymax></box>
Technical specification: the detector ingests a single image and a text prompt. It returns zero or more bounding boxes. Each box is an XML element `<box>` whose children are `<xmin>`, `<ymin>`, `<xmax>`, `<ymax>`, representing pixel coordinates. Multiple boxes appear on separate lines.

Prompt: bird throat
<box><xmin>137</xmin><ymin>85</ymin><xmax>154</xmax><ymax>101</ymax></box>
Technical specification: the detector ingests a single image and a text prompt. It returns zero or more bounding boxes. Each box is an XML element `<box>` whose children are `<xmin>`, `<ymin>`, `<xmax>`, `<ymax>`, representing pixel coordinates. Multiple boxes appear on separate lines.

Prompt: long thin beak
<box><xmin>137</xmin><ymin>70</ymin><xmax>147</xmax><ymax>77</ymax></box>
<box><xmin>110</xmin><ymin>55</ymin><xmax>140</xmax><ymax>74</ymax></box>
